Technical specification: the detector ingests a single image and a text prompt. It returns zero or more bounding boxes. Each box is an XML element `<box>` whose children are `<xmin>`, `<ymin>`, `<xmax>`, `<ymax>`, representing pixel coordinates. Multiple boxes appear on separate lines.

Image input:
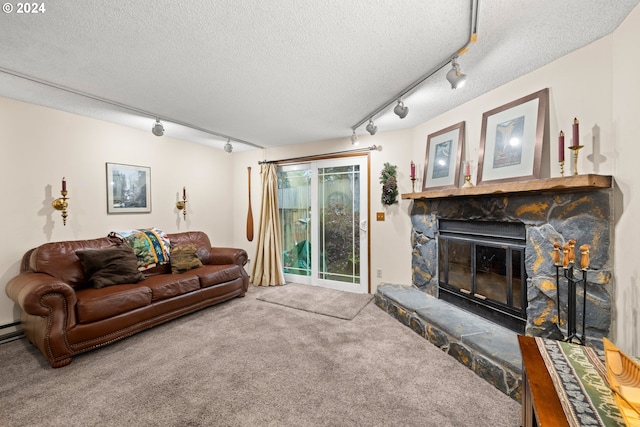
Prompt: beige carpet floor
<box><xmin>0</xmin><ymin>284</ymin><xmax>520</xmax><ymax>426</ymax></box>
<box><xmin>256</xmin><ymin>283</ymin><xmax>374</xmax><ymax>320</ymax></box>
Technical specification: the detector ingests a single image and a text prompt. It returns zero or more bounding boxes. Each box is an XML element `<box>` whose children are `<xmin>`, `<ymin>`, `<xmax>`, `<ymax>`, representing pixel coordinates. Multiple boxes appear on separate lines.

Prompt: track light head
<box><xmin>351</xmin><ymin>131</ymin><xmax>359</xmax><ymax>146</ymax></box>
<box><xmin>365</xmin><ymin>119</ymin><xmax>378</xmax><ymax>135</ymax></box>
<box><xmin>224</xmin><ymin>139</ymin><xmax>233</xmax><ymax>153</ymax></box>
<box><xmin>393</xmin><ymin>100</ymin><xmax>409</xmax><ymax>119</ymax></box>
<box><xmin>151</xmin><ymin>119</ymin><xmax>164</xmax><ymax>136</ymax></box>
<box><xmin>446</xmin><ymin>56</ymin><xmax>467</xmax><ymax>89</ymax></box>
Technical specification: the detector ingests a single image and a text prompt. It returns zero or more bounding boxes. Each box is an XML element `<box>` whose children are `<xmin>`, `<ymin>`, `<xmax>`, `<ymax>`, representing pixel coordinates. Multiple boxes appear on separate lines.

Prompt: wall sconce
<box><xmin>176</xmin><ymin>186</ymin><xmax>187</xmax><ymax>220</ymax></box>
<box><xmin>52</xmin><ymin>177</ymin><xmax>69</xmax><ymax>226</ymax></box>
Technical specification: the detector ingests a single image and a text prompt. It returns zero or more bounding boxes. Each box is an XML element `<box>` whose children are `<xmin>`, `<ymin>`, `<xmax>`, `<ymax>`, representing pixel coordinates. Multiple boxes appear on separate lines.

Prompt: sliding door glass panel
<box><xmin>318</xmin><ymin>165</ymin><xmax>360</xmax><ymax>284</ymax></box>
<box><xmin>278</xmin><ymin>165</ymin><xmax>312</xmax><ymax>276</ymax></box>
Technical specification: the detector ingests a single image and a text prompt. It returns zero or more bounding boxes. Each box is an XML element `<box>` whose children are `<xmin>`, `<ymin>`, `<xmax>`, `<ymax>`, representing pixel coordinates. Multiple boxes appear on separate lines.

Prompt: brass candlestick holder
<box><xmin>463</xmin><ymin>174</ymin><xmax>474</xmax><ymax>188</ymax></box>
<box><xmin>559</xmin><ymin>160</ymin><xmax>565</xmax><ymax>177</ymax></box>
<box><xmin>568</xmin><ymin>145</ymin><xmax>583</xmax><ymax>176</ymax></box>
<box><xmin>176</xmin><ymin>188</ymin><xmax>187</xmax><ymax>220</ymax></box>
<box><xmin>411</xmin><ymin>177</ymin><xmax>416</xmax><ymax>192</ymax></box>
<box><xmin>52</xmin><ymin>190</ymin><xmax>69</xmax><ymax>226</ymax></box>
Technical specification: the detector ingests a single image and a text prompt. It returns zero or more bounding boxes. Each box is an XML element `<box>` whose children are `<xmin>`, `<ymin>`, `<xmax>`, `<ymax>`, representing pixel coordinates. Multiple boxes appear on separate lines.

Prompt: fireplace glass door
<box><xmin>438</xmin><ymin>220</ymin><xmax>526</xmax><ymax>332</ymax></box>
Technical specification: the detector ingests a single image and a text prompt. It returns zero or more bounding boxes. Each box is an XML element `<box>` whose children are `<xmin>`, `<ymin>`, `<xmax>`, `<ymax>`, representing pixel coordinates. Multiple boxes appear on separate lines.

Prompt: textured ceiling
<box><xmin>0</xmin><ymin>0</ymin><xmax>638</xmax><ymax>152</ymax></box>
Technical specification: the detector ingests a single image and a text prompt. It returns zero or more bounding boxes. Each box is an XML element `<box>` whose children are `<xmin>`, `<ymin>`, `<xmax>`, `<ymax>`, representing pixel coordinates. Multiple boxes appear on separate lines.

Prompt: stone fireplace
<box><xmin>409</xmin><ymin>175</ymin><xmax>613</xmax><ymax>346</ymax></box>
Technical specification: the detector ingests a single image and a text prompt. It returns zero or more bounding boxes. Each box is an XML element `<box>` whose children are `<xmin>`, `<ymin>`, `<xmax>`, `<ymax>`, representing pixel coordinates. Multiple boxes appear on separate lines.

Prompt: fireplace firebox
<box><xmin>438</xmin><ymin>219</ymin><xmax>527</xmax><ymax>333</ymax></box>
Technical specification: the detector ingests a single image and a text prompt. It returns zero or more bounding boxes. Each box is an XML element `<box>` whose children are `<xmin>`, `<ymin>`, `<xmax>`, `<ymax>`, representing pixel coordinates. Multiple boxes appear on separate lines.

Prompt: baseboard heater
<box><xmin>0</xmin><ymin>321</ymin><xmax>23</xmax><ymax>344</ymax></box>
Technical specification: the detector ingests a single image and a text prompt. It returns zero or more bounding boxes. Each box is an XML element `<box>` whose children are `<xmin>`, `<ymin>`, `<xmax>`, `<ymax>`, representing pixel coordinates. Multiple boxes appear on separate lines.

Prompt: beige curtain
<box><xmin>250</xmin><ymin>163</ymin><xmax>286</xmax><ymax>286</ymax></box>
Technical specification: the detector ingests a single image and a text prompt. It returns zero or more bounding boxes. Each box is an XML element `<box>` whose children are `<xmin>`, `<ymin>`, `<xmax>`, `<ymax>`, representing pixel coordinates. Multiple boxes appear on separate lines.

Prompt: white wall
<box><xmin>612</xmin><ymin>5</ymin><xmax>640</xmax><ymax>356</ymax></box>
<box><xmin>0</xmin><ymin>97</ymin><xmax>236</xmax><ymax>328</ymax></box>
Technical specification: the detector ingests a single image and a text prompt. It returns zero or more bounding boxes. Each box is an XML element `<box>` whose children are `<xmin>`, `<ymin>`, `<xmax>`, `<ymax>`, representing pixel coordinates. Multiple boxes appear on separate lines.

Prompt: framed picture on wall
<box><xmin>106</xmin><ymin>163</ymin><xmax>151</xmax><ymax>214</ymax></box>
<box><xmin>422</xmin><ymin>121</ymin><xmax>464</xmax><ymax>190</ymax></box>
<box><xmin>477</xmin><ymin>88</ymin><xmax>548</xmax><ymax>185</ymax></box>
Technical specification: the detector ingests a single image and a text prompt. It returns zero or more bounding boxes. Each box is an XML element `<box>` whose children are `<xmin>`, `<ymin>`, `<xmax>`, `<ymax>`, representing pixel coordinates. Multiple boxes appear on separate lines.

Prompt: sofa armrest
<box><xmin>209</xmin><ymin>247</ymin><xmax>249</xmax><ymax>267</ymax></box>
<box><xmin>6</xmin><ymin>272</ymin><xmax>79</xmax><ymax>367</ymax></box>
<box><xmin>6</xmin><ymin>272</ymin><xmax>77</xmax><ymax>321</ymax></box>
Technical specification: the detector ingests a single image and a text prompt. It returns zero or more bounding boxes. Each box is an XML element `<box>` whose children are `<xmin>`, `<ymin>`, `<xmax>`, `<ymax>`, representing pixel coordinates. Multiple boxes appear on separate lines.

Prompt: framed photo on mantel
<box><xmin>422</xmin><ymin>121</ymin><xmax>465</xmax><ymax>190</ymax></box>
<box><xmin>477</xmin><ymin>88</ymin><xmax>549</xmax><ymax>186</ymax></box>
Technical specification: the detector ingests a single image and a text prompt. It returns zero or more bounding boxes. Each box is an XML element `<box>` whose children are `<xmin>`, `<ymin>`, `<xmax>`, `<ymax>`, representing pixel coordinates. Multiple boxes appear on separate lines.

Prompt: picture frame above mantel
<box><xmin>477</xmin><ymin>88</ymin><xmax>549</xmax><ymax>186</ymax></box>
<box><xmin>422</xmin><ymin>121</ymin><xmax>464</xmax><ymax>191</ymax></box>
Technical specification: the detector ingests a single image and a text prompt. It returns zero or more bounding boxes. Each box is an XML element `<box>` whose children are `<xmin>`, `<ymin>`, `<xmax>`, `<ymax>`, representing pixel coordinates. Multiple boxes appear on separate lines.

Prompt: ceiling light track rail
<box><xmin>0</xmin><ymin>66</ymin><xmax>263</xmax><ymax>149</ymax></box>
<box><xmin>259</xmin><ymin>145</ymin><xmax>378</xmax><ymax>165</ymax></box>
<box><xmin>351</xmin><ymin>0</ymin><xmax>479</xmax><ymax>133</ymax></box>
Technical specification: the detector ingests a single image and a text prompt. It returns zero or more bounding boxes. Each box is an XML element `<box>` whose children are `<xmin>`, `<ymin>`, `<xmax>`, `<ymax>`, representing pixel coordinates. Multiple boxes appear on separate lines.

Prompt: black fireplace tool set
<box><xmin>552</xmin><ymin>240</ymin><xmax>591</xmax><ymax>345</ymax></box>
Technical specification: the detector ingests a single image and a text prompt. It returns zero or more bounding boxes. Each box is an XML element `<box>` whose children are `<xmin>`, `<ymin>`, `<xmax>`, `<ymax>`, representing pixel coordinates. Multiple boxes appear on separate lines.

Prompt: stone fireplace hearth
<box><xmin>408</xmin><ymin>176</ymin><xmax>613</xmax><ymax>347</ymax></box>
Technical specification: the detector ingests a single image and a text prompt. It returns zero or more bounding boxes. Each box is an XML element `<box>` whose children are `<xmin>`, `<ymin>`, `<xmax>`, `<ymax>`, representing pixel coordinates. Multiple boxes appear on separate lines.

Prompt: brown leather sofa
<box><xmin>5</xmin><ymin>231</ymin><xmax>248</xmax><ymax>368</ymax></box>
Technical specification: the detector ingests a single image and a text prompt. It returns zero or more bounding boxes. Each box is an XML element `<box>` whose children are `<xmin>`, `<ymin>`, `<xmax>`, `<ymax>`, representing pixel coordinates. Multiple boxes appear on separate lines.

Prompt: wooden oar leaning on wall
<box><xmin>246</xmin><ymin>167</ymin><xmax>254</xmax><ymax>242</ymax></box>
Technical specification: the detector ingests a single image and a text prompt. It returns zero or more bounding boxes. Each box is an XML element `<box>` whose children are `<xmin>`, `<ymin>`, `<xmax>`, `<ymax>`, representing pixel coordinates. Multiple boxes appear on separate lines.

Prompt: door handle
<box><xmin>359</xmin><ymin>219</ymin><xmax>367</xmax><ymax>232</ymax></box>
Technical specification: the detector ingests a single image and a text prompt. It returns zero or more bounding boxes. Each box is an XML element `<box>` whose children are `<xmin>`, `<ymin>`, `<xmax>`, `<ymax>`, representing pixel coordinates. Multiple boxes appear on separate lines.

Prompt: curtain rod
<box><xmin>258</xmin><ymin>145</ymin><xmax>378</xmax><ymax>165</ymax></box>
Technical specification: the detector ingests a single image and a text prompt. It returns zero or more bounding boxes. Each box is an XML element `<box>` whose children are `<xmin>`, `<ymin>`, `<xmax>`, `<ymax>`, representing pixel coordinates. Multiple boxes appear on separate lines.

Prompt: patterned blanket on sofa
<box><xmin>109</xmin><ymin>227</ymin><xmax>170</xmax><ymax>271</ymax></box>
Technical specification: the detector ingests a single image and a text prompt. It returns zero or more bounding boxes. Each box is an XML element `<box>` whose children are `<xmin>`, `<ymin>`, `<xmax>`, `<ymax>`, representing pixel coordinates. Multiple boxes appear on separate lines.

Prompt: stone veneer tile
<box><xmin>462</xmin><ymin>327</ymin><xmax>522</xmax><ymax>373</ymax></box>
<box><xmin>377</xmin><ymin>283</ymin><xmax>438</xmax><ymax>312</ymax></box>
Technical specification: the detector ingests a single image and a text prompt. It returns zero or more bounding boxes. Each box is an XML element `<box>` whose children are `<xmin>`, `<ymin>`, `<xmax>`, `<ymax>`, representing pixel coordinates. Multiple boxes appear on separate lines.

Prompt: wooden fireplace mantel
<box><xmin>401</xmin><ymin>174</ymin><xmax>612</xmax><ymax>200</ymax></box>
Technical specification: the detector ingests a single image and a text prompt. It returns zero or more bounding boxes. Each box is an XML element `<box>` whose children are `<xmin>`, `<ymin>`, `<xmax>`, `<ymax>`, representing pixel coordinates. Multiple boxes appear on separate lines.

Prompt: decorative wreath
<box><xmin>379</xmin><ymin>162</ymin><xmax>399</xmax><ymax>205</ymax></box>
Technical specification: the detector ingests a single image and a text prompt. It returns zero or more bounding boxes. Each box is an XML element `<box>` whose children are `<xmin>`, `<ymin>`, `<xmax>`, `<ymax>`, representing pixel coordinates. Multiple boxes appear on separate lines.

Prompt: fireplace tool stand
<box><xmin>553</xmin><ymin>241</ymin><xmax>590</xmax><ymax>345</ymax></box>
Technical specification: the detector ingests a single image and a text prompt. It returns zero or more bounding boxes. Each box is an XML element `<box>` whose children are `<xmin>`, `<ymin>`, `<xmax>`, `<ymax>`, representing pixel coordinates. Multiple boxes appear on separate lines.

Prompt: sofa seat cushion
<box><xmin>141</xmin><ymin>274</ymin><xmax>200</xmax><ymax>302</ymax></box>
<box><xmin>197</xmin><ymin>264</ymin><xmax>243</xmax><ymax>288</ymax></box>
<box><xmin>76</xmin><ymin>285</ymin><xmax>152</xmax><ymax>324</ymax></box>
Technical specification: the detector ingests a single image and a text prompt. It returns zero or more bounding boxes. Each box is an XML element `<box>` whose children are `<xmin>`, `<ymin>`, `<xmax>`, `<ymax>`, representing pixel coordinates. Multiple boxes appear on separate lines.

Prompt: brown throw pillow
<box><xmin>170</xmin><ymin>244</ymin><xmax>203</xmax><ymax>274</ymax></box>
<box><xmin>76</xmin><ymin>245</ymin><xmax>144</xmax><ymax>289</ymax></box>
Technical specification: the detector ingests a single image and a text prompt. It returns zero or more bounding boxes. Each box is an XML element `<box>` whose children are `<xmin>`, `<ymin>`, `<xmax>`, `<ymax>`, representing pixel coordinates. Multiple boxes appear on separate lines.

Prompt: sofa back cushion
<box><xmin>28</xmin><ymin>237</ymin><xmax>116</xmax><ymax>288</ymax></box>
<box><xmin>25</xmin><ymin>231</ymin><xmax>213</xmax><ymax>287</ymax></box>
<box><xmin>166</xmin><ymin>231</ymin><xmax>212</xmax><ymax>265</ymax></box>
<box><xmin>75</xmin><ymin>244</ymin><xmax>144</xmax><ymax>288</ymax></box>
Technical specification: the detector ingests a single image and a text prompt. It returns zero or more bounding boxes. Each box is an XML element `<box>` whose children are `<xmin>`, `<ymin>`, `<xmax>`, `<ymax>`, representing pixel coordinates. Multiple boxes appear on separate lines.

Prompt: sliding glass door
<box><xmin>278</xmin><ymin>156</ymin><xmax>368</xmax><ymax>293</ymax></box>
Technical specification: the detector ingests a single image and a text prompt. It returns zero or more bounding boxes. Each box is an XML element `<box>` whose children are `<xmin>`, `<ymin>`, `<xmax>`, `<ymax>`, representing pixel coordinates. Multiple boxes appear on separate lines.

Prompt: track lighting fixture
<box><xmin>446</xmin><ymin>56</ymin><xmax>467</xmax><ymax>89</ymax></box>
<box><xmin>224</xmin><ymin>139</ymin><xmax>233</xmax><ymax>153</ymax></box>
<box><xmin>351</xmin><ymin>131</ymin><xmax>359</xmax><ymax>146</ymax></box>
<box><xmin>151</xmin><ymin>119</ymin><xmax>164</xmax><ymax>136</ymax></box>
<box><xmin>393</xmin><ymin>99</ymin><xmax>409</xmax><ymax>119</ymax></box>
<box><xmin>348</xmin><ymin>0</ymin><xmax>477</xmax><ymax>139</ymax></box>
<box><xmin>365</xmin><ymin>119</ymin><xmax>378</xmax><ymax>135</ymax></box>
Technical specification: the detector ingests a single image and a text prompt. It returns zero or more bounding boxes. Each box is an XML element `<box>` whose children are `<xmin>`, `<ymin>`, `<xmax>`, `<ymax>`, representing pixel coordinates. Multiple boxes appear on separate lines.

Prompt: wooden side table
<box><xmin>518</xmin><ymin>335</ymin><xmax>569</xmax><ymax>427</ymax></box>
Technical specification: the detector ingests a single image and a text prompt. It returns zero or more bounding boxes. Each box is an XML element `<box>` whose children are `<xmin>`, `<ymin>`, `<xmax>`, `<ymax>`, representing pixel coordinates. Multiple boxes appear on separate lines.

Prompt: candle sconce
<box><xmin>52</xmin><ymin>177</ymin><xmax>69</xmax><ymax>226</ymax></box>
<box><xmin>176</xmin><ymin>187</ymin><xmax>187</xmax><ymax>220</ymax></box>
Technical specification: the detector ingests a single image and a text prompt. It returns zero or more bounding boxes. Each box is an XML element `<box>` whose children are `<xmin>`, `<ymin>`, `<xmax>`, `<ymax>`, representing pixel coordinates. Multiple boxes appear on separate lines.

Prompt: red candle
<box><xmin>183</xmin><ymin>186</ymin><xmax>186</xmax><ymax>199</ymax></box>
<box><xmin>572</xmin><ymin>118</ymin><xmax>579</xmax><ymax>147</ymax></box>
<box><xmin>558</xmin><ymin>131</ymin><xmax>565</xmax><ymax>162</ymax></box>
<box><xmin>62</xmin><ymin>177</ymin><xmax>66</xmax><ymax>192</ymax></box>
<box><xmin>465</xmin><ymin>162</ymin><xmax>470</xmax><ymax>176</ymax></box>
<box><xmin>410</xmin><ymin>161</ymin><xmax>416</xmax><ymax>180</ymax></box>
